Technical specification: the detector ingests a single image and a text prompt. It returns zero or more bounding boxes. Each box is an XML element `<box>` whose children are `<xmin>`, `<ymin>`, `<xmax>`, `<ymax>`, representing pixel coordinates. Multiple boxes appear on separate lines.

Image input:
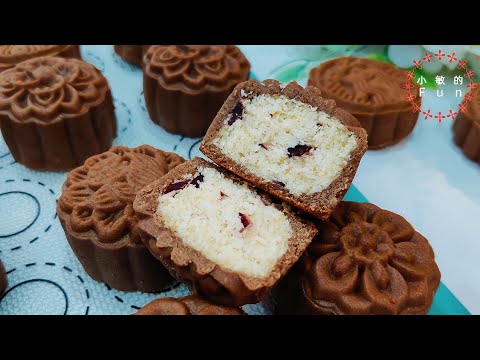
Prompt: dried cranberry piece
<box><xmin>164</xmin><ymin>173</ymin><xmax>204</xmax><ymax>194</ymax></box>
<box><xmin>190</xmin><ymin>174</ymin><xmax>204</xmax><ymax>188</ymax></box>
<box><xmin>227</xmin><ymin>102</ymin><xmax>244</xmax><ymax>126</ymax></box>
<box><xmin>163</xmin><ymin>179</ymin><xmax>190</xmax><ymax>194</ymax></box>
<box><xmin>287</xmin><ymin>144</ymin><xmax>313</xmax><ymax>158</ymax></box>
<box><xmin>239</xmin><ymin>213</ymin><xmax>251</xmax><ymax>232</ymax></box>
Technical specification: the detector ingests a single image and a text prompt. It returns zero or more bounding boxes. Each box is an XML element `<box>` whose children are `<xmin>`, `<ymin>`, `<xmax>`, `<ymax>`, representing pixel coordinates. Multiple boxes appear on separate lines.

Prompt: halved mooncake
<box><xmin>133</xmin><ymin>157</ymin><xmax>317</xmax><ymax>306</ymax></box>
<box><xmin>200</xmin><ymin>79</ymin><xmax>368</xmax><ymax>220</ymax></box>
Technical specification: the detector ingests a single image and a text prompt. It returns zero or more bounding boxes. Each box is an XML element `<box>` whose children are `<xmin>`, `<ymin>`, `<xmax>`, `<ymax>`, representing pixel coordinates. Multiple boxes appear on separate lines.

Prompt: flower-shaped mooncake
<box><xmin>273</xmin><ymin>202</ymin><xmax>440</xmax><ymax>315</ymax></box>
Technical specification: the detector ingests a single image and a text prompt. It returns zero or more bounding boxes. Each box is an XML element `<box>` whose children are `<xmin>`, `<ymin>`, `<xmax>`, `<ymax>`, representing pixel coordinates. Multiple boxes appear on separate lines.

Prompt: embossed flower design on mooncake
<box><xmin>0</xmin><ymin>45</ymin><xmax>81</xmax><ymax>72</ymax></box>
<box><xmin>134</xmin><ymin>295</ymin><xmax>246</xmax><ymax>315</ymax></box>
<box><xmin>310</xmin><ymin>57</ymin><xmax>411</xmax><ymax>112</ymax></box>
<box><xmin>454</xmin><ymin>86</ymin><xmax>480</xmax><ymax>164</ymax></box>
<box><xmin>0</xmin><ymin>45</ymin><xmax>69</xmax><ymax>62</ymax></box>
<box><xmin>0</xmin><ymin>57</ymin><xmax>108</xmax><ymax>123</ymax></box>
<box><xmin>304</xmin><ymin>202</ymin><xmax>440</xmax><ymax>314</ymax></box>
<box><xmin>58</xmin><ymin>146</ymin><xmax>184</xmax><ymax>245</ymax></box>
<box><xmin>308</xmin><ymin>57</ymin><xmax>421</xmax><ymax>149</ymax></box>
<box><xmin>145</xmin><ymin>45</ymin><xmax>250</xmax><ymax>93</ymax></box>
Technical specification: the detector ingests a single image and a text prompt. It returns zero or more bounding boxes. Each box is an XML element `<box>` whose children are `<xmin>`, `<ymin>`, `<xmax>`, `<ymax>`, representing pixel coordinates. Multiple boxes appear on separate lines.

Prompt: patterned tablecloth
<box><xmin>0</xmin><ymin>45</ymin><xmax>473</xmax><ymax>315</ymax></box>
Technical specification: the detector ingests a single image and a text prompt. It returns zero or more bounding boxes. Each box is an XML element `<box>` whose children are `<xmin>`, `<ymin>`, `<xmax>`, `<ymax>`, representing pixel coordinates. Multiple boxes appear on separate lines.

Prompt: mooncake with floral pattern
<box><xmin>273</xmin><ymin>201</ymin><xmax>441</xmax><ymax>315</ymax></box>
<box><xmin>143</xmin><ymin>45</ymin><xmax>250</xmax><ymax>137</ymax></box>
<box><xmin>0</xmin><ymin>56</ymin><xmax>116</xmax><ymax>170</ymax></box>
<box><xmin>57</xmin><ymin>145</ymin><xmax>185</xmax><ymax>292</ymax></box>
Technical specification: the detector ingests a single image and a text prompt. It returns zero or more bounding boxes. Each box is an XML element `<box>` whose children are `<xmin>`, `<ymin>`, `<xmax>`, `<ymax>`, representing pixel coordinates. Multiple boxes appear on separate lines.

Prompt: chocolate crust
<box><xmin>454</xmin><ymin>88</ymin><xmax>480</xmax><ymax>164</ymax></box>
<box><xmin>273</xmin><ymin>202</ymin><xmax>441</xmax><ymax>315</ymax></box>
<box><xmin>308</xmin><ymin>57</ymin><xmax>421</xmax><ymax>149</ymax></box>
<box><xmin>134</xmin><ymin>295</ymin><xmax>246</xmax><ymax>315</ymax></box>
<box><xmin>0</xmin><ymin>56</ymin><xmax>116</xmax><ymax>170</ymax></box>
<box><xmin>114</xmin><ymin>45</ymin><xmax>151</xmax><ymax>67</ymax></box>
<box><xmin>133</xmin><ymin>157</ymin><xmax>317</xmax><ymax>307</ymax></box>
<box><xmin>0</xmin><ymin>258</ymin><xmax>7</xmax><ymax>296</ymax></box>
<box><xmin>200</xmin><ymin>79</ymin><xmax>368</xmax><ymax>220</ymax></box>
<box><xmin>142</xmin><ymin>45</ymin><xmax>250</xmax><ymax>137</ymax></box>
<box><xmin>57</xmin><ymin>145</ymin><xmax>185</xmax><ymax>292</ymax></box>
<box><xmin>0</xmin><ymin>45</ymin><xmax>81</xmax><ymax>73</ymax></box>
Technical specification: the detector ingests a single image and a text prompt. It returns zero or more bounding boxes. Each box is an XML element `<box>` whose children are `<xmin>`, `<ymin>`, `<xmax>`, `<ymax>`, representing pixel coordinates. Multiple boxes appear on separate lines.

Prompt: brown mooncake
<box><xmin>272</xmin><ymin>201</ymin><xmax>441</xmax><ymax>315</ymax></box>
<box><xmin>143</xmin><ymin>45</ymin><xmax>250</xmax><ymax>137</ymax></box>
<box><xmin>134</xmin><ymin>295</ymin><xmax>246</xmax><ymax>315</ymax></box>
<box><xmin>114</xmin><ymin>45</ymin><xmax>151</xmax><ymax>67</ymax></box>
<box><xmin>57</xmin><ymin>145</ymin><xmax>185</xmax><ymax>292</ymax></box>
<box><xmin>0</xmin><ymin>45</ymin><xmax>81</xmax><ymax>73</ymax></box>
<box><xmin>133</xmin><ymin>157</ymin><xmax>317</xmax><ymax>307</ymax></box>
<box><xmin>0</xmin><ymin>258</ymin><xmax>6</xmax><ymax>296</ymax></box>
<box><xmin>0</xmin><ymin>56</ymin><xmax>116</xmax><ymax>170</ymax></box>
<box><xmin>200</xmin><ymin>79</ymin><xmax>367</xmax><ymax>220</ymax></box>
<box><xmin>308</xmin><ymin>57</ymin><xmax>421</xmax><ymax>149</ymax></box>
<box><xmin>454</xmin><ymin>86</ymin><xmax>480</xmax><ymax>164</ymax></box>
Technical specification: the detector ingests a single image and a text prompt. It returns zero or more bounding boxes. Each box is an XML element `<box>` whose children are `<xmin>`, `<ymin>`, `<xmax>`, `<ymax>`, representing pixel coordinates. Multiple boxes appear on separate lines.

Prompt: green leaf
<box><xmin>366</xmin><ymin>52</ymin><xmax>393</xmax><ymax>64</ymax></box>
<box><xmin>411</xmin><ymin>68</ymin><xmax>438</xmax><ymax>90</ymax></box>
<box><xmin>269</xmin><ymin>60</ymin><xmax>309</xmax><ymax>83</ymax></box>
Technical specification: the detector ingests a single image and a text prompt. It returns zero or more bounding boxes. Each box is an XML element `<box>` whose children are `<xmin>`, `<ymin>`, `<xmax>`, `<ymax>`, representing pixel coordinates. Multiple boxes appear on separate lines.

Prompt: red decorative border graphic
<box><xmin>403</xmin><ymin>50</ymin><xmax>478</xmax><ymax>122</ymax></box>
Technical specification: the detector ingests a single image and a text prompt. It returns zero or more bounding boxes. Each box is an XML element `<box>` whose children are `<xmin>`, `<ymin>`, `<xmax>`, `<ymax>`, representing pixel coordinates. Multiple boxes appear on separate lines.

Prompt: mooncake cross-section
<box><xmin>133</xmin><ymin>157</ymin><xmax>317</xmax><ymax>306</ymax></box>
<box><xmin>200</xmin><ymin>79</ymin><xmax>368</xmax><ymax>220</ymax></box>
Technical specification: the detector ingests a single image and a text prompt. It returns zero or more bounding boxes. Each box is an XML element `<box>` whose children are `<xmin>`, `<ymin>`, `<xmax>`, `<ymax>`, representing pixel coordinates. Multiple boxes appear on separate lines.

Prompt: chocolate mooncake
<box><xmin>114</xmin><ymin>45</ymin><xmax>151</xmax><ymax>67</ymax></box>
<box><xmin>273</xmin><ymin>202</ymin><xmax>441</xmax><ymax>315</ymax></box>
<box><xmin>133</xmin><ymin>157</ymin><xmax>317</xmax><ymax>307</ymax></box>
<box><xmin>143</xmin><ymin>45</ymin><xmax>250</xmax><ymax>137</ymax></box>
<box><xmin>0</xmin><ymin>56</ymin><xmax>116</xmax><ymax>170</ymax></box>
<box><xmin>135</xmin><ymin>295</ymin><xmax>246</xmax><ymax>315</ymax></box>
<box><xmin>308</xmin><ymin>57</ymin><xmax>420</xmax><ymax>149</ymax></box>
<box><xmin>201</xmin><ymin>79</ymin><xmax>367</xmax><ymax>220</ymax></box>
<box><xmin>0</xmin><ymin>258</ymin><xmax>7</xmax><ymax>296</ymax></box>
<box><xmin>57</xmin><ymin>145</ymin><xmax>185</xmax><ymax>292</ymax></box>
<box><xmin>454</xmin><ymin>87</ymin><xmax>480</xmax><ymax>164</ymax></box>
<box><xmin>0</xmin><ymin>45</ymin><xmax>81</xmax><ymax>73</ymax></box>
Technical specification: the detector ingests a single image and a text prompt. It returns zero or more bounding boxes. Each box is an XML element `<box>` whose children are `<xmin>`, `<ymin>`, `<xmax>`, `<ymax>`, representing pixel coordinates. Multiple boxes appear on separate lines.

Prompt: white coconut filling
<box><xmin>213</xmin><ymin>94</ymin><xmax>358</xmax><ymax>195</ymax></box>
<box><xmin>157</xmin><ymin>166</ymin><xmax>292</xmax><ymax>279</ymax></box>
